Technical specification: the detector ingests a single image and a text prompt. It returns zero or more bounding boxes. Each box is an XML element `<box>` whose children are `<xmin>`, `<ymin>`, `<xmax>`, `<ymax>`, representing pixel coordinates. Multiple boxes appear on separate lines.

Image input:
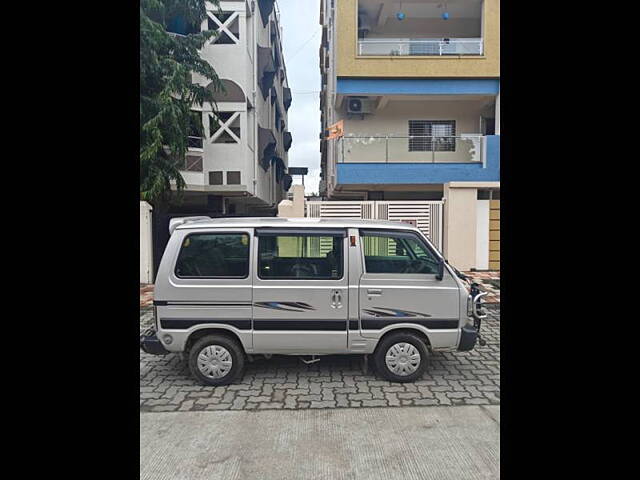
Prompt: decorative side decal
<box><xmin>361</xmin><ymin>307</ymin><xmax>432</xmax><ymax>318</ymax></box>
<box><xmin>254</xmin><ymin>302</ymin><xmax>316</xmax><ymax>312</ymax></box>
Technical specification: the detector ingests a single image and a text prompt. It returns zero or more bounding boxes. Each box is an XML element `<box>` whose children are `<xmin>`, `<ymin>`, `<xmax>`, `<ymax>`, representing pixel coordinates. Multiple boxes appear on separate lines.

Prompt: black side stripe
<box><xmin>155</xmin><ymin>301</ymin><xmax>251</xmax><ymax>307</ymax></box>
<box><xmin>160</xmin><ymin>318</ymin><xmax>458</xmax><ymax>331</ymax></box>
<box><xmin>160</xmin><ymin>319</ymin><xmax>251</xmax><ymax>330</ymax></box>
<box><xmin>361</xmin><ymin>319</ymin><xmax>459</xmax><ymax>330</ymax></box>
<box><xmin>253</xmin><ymin>320</ymin><xmax>346</xmax><ymax>331</ymax></box>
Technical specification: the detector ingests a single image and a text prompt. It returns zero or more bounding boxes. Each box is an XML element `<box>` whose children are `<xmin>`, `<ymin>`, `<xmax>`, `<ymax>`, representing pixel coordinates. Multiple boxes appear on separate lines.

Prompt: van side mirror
<box><xmin>436</xmin><ymin>258</ymin><xmax>445</xmax><ymax>281</ymax></box>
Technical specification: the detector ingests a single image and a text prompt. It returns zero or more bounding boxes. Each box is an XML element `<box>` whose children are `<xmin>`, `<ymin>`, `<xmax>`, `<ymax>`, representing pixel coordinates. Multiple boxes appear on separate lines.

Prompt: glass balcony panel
<box><xmin>340</xmin><ymin>136</ymin><xmax>483</xmax><ymax>163</ymax></box>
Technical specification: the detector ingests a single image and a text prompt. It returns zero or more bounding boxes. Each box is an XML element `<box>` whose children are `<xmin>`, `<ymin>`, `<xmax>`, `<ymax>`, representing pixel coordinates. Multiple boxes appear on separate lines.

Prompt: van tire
<box><xmin>373</xmin><ymin>332</ymin><xmax>429</xmax><ymax>383</ymax></box>
<box><xmin>187</xmin><ymin>335</ymin><xmax>245</xmax><ymax>386</ymax></box>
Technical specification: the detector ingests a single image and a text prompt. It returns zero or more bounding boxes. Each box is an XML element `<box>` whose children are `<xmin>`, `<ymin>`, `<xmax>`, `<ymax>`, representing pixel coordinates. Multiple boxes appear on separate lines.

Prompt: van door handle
<box><xmin>331</xmin><ymin>290</ymin><xmax>343</xmax><ymax>308</ymax></box>
<box><xmin>367</xmin><ymin>289</ymin><xmax>383</xmax><ymax>296</ymax></box>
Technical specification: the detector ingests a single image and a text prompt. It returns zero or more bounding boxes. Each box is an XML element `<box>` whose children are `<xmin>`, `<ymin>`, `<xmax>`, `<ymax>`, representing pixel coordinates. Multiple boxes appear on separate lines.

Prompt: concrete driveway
<box><xmin>141</xmin><ymin>405</ymin><xmax>499</xmax><ymax>480</ymax></box>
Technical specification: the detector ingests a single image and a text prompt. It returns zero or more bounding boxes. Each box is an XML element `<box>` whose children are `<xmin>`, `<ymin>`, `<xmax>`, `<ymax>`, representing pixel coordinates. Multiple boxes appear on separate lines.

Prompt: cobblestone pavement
<box><xmin>140</xmin><ymin>307</ymin><xmax>499</xmax><ymax>412</ymax></box>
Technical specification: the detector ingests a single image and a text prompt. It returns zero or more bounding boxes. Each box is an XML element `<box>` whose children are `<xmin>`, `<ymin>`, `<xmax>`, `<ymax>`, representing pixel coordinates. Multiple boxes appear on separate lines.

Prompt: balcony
<box><xmin>358</xmin><ymin>38</ymin><xmax>483</xmax><ymax>56</ymax></box>
<box><xmin>357</xmin><ymin>0</ymin><xmax>484</xmax><ymax>57</ymax></box>
<box><xmin>335</xmin><ymin>135</ymin><xmax>499</xmax><ymax>186</ymax></box>
<box><xmin>340</xmin><ymin>135</ymin><xmax>486</xmax><ymax>164</ymax></box>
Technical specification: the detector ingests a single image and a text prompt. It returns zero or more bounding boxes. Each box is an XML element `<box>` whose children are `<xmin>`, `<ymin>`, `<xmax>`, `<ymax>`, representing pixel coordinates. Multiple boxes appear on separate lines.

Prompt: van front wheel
<box><xmin>373</xmin><ymin>332</ymin><xmax>429</xmax><ymax>383</ymax></box>
<box><xmin>188</xmin><ymin>335</ymin><xmax>245</xmax><ymax>386</ymax></box>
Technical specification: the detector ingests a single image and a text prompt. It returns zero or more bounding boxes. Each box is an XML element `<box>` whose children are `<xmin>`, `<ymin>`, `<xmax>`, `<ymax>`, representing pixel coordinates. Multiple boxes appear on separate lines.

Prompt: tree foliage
<box><xmin>140</xmin><ymin>0</ymin><xmax>222</xmax><ymax>206</ymax></box>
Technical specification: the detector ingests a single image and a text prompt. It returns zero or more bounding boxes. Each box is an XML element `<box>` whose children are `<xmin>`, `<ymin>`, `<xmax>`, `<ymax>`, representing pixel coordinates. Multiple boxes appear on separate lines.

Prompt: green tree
<box><xmin>140</xmin><ymin>0</ymin><xmax>222</xmax><ymax>206</ymax></box>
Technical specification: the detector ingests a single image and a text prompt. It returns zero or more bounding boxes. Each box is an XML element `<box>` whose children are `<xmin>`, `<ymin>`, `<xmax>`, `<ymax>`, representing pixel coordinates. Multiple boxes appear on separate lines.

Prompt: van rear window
<box><xmin>175</xmin><ymin>233</ymin><xmax>250</xmax><ymax>278</ymax></box>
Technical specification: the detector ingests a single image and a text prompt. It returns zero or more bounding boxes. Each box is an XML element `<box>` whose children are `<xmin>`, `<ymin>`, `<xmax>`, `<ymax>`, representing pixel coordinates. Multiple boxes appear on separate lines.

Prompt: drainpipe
<box><xmin>252</xmin><ymin>0</ymin><xmax>258</xmax><ymax>198</ymax></box>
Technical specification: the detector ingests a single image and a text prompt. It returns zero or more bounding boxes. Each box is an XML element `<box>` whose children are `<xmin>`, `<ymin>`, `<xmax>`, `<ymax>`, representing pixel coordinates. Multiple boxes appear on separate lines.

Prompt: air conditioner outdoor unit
<box><xmin>347</xmin><ymin>97</ymin><xmax>375</xmax><ymax>115</ymax></box>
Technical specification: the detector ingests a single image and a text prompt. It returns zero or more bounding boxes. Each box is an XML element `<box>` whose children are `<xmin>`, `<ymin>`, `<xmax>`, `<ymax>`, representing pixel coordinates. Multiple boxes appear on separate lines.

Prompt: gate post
<box><xmin>140</xmin><ymin>201</ymin><xmax>154</xmax><ymax>284</ymax></box>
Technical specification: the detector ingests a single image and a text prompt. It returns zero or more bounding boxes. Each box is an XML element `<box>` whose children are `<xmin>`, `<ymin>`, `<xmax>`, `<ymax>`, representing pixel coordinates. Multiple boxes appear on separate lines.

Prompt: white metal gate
<box><xmin>306</xmin><ymin>200</ymin><xmax>444</xmax><ymax>251</ymax></box>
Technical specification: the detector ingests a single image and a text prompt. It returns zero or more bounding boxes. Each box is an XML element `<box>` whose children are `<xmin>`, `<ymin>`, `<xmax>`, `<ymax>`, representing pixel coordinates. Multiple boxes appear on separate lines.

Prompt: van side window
<box><xmin>175</xmin><ymin>233</ymin><xmax>250</xmax><ymax>278</ymax></box>
<box><xmin>361</xmin><ymin>231</ymin><xmax>440</xmax><ymax>274</ymax></box>
<box><xmin>258</xmin><ymin>234</ymin><xmax>343</xmax><ymax>279</ymax></box>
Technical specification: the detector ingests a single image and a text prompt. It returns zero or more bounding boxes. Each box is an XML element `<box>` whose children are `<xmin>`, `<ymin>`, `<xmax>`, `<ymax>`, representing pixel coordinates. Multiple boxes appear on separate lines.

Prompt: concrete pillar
<box><xmin>443</xmin><ymin>184</ymin><xmax>478</xmax><ymax>271</ymax></box>
<box><xmin>140</xmin><ymin>201</ymin><xmax>154</xmax><ymax>284</ymax></box>
<box><xmin>277</xmin><ymin>184</ymin><xmax>305</xmax><ymax>218</ymax></box>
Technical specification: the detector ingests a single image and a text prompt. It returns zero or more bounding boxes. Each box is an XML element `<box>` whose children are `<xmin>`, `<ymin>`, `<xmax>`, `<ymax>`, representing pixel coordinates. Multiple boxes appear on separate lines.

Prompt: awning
<box><xmin>283</xmin><ymin>131</ymin><xmax>292</xmax><ymax>151</ymax></box>
<box><xmin>258</xmin><ymin>0</ymin><xmax>275</xmax><ymax>27</ymax></box>
<box><xmin>272</xmin><ymin>156</ymin><xmax>286</xmax><ymax>183</ymax></box>
<box><xmin>257</xmin><ymin>46</ymin><xmax>277</xmax><ymax>99</ymax></box>
<box><xmin>283</xmin><ymin>87</ymin><xmax>292</xmax><ymax>110</ymax></box>
<box><xmin>282</xmin><ymin>174</ymin><xmax>293</xmax><ymax>191</ymax></box>
<box><xmin>258</xmin><ymin>127</ymin><xmax>277</xmax><ymax>171</ymax></box>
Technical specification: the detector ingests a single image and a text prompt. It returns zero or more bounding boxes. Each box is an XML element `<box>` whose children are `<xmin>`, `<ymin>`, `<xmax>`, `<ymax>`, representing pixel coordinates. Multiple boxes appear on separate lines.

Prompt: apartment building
<box><xmin>319</xmin><ymin>0</ymin><xmax>500</xmax><ymax>270</ymax></box>
<box><xmin>169</xmin><ymin>0</ymin><xmax>293</xmax><ymax>217</ymax></box>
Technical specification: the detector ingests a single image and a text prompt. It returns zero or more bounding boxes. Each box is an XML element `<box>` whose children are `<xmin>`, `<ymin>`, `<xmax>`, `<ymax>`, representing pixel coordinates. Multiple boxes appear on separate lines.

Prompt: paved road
<box><xmin>140</xmin><ymin>405</ymin><xmax>500</xmax><ymax>480</ymax></box>
<box><xmin>140</xmin><ymin>307</ymin><xmax>500</xmax><ymax>412</ymax></box>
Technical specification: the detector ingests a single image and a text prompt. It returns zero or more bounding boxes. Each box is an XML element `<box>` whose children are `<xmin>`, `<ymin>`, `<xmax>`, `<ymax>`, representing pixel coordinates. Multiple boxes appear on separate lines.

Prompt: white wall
<box><xmin>475</xmin><ymin>199</ymin><xmax>490</xmax><ymax>270</ymax></box>
<box><xmin>140</xmin><ymin>201</ymin><xmax>154</xmax><ymax>284</ymax></box>
<box><xmin>183</xmin><ymin>1</ymin><xmax>289</xmax><ymax>208</ymax></box>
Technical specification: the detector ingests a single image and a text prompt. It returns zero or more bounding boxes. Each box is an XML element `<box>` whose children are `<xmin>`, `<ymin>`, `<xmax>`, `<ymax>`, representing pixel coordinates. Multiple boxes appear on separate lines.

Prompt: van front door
<box><xmin>252</xmin><ymin>228</ymin><xmax>349</xmax><ymax>354</ymax></box>
<box><xmin>358</xmin><ymin>229</ymin><xmax>460</xmax><ymax>349</ymax></box>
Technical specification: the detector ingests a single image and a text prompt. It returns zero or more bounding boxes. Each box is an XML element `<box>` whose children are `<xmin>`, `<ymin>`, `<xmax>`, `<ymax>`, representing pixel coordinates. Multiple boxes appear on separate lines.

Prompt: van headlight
<box><xmin>466</xmin><ymin>295</ymin><xmax>474</xmax><ymax>318</ymax></box>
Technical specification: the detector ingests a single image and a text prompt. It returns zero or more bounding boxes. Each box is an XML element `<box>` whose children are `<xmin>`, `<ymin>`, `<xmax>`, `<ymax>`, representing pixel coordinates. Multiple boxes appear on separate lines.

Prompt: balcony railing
<box><xmin>358</xmin><ymin>38</ymin><xmax>483</xmax><ymax>56</ymax></box>
<box><xmin>339</xmin><ymin>136</ymin><xmax>485</xmax><ymax>164</ymax></box>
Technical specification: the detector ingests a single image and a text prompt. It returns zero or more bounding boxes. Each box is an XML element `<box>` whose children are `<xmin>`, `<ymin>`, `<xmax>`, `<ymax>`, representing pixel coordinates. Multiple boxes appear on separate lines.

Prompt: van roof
<box><xmin>172</xmin><ymin>216</ymin><xmax>421</xmax><ymax>233</ymax></box>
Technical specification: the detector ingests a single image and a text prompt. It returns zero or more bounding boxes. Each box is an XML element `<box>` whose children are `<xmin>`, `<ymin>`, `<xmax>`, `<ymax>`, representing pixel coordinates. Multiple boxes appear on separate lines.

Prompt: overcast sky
<box><xmin>278</xmin><ymin>0</ymin><xmax>322</xmax><ymax>194</ymax></box>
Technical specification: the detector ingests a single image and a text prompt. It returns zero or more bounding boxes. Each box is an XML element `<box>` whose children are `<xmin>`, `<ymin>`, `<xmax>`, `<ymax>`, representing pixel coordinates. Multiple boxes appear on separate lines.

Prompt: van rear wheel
<box><xmin>373</xmin><ymin>332</ymin><xmax>429</xmax><ymax>383</ymax></box>
<box><xmin>188</xmin><ymin>335</ymin><xmax>245</xmax><ymax>386</ymax></box>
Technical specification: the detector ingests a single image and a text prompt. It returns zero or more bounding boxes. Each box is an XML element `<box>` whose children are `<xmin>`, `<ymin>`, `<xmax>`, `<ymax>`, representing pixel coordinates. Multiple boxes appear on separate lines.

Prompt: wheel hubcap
<box><xmin>197</xmin><ymin>345</ymin><xmax>233</xmax><ymax>379</ymax></box>
<box><xmin>385</xmin><ymin>342</ymin><xmax>421</xmax><ymax>376</ymax></box>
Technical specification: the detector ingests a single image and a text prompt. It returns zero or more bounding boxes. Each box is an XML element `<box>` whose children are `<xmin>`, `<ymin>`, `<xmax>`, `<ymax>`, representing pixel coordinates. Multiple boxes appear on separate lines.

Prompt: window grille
<box><xmin>408</xmin><ymin>120</ymin><xmax>456</xmax><ymax>152</ymax></box>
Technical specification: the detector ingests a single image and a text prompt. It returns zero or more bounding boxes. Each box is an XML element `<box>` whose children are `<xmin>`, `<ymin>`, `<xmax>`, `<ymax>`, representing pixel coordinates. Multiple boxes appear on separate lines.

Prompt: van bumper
<box><xmin>140</xmin><ymin>330</ymin><xmax>169</xmax><ymax>355</ymax></box>
<box><xmin>457</xmin><ymin>325</ymin><xmax>479</xmax><ymax>351</ymax></box>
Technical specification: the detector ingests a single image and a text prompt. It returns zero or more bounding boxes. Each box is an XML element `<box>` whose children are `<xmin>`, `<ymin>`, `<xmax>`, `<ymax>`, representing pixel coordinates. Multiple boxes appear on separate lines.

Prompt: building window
<box><xmin>175</xmin><ymin>233</ymin><xmax>250</xmax><ymax>278</ymax></box>
<box><xmin>188</xmin><ymin>111</ymin><xmax>204</xmax><ymax>149</ymax></box>
<box><xmin>258</xmin><ymin>234</ymin><xmax>343</xmax><ymax>279</ymax></box>
<box><xmin>209</xmin><ymin>111</ymin><xmax>241</xmax><ymax>144</ymax></box>
<box><xmin>408</xmin><ymin>120</ymin><xmax>456</xmax><ymax>152</ymax></box>
<box><xmin>183</xmin><ymin>155</ymin><xmax>203</xmax><ymax>172</ymax></box>
<box><xmin>361</xmin><ymin>231</ymin><xmax>440</xmax><ymax>275</ymax></box>
<box><xmin>207</xmin><ymin>11</ymin><xmax>240</xmax><ymax>44</ymax></box>
<box><xmin>227</xmin><ymin>171</ymin><xmax>241</xmax><ymax>185</ymax></box>
<box><xmin>209</xmin><ymin>171</ymin><xmax>223</xmax><ymax>185</ymax></box>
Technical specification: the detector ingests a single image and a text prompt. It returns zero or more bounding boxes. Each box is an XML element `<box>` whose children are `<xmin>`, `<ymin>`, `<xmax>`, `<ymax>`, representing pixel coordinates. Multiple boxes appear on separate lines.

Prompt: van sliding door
<box><xmin>252</xmin><ymin>228</ymin><xmax>349</xmax><ymax>354</ymax></box>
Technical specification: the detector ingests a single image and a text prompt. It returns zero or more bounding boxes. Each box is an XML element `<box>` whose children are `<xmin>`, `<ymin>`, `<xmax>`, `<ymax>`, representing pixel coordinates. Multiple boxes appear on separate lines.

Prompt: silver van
<box><xmin>140</xmin><ymin>217</ymin><xmax>487</xmax><ymax>385</ymax></box>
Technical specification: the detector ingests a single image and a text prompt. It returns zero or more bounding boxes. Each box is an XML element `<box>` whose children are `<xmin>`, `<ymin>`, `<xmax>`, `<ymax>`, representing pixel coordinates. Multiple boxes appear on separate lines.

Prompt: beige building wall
<box><xmin>443</xmin><ymin>182</ymin><xmax>500</xmax><ymax>271</ymax></box>
<box><xmin>339</xmin><ymin>98</ymin><xmax>488</xmax><ymax>136</ymax></box>
<box><xmin>277</xmin><ymin>185</ymin><xmax>305</xmax><ymax>218</ymax></box>
<box><xmin>443</xmin><ymin>184</ymin><xmax>477</xmax><ymax>270</ymax></box>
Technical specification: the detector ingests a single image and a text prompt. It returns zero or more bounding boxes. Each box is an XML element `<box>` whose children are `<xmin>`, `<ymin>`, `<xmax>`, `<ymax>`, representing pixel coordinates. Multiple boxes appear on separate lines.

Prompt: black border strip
<box><xmin>255</xmin><ymin>227</ymin><xmax>347</xmax><ymax>237</ymax></box>
<box><xmin>160</xmin><ymin>319</ymin><xmax>251</xmax><ymax>330</ymax></box>
<box><xmin>361</xmin><ymin>319</ymin><xmax>459</xmax><ymax>330</ymax></box>
<box><xmin>253</xmin><ymin>319</ymin><xmax>347</xmax><ymax>331</ymax></box>
<box><xmin>154</xmin><ymin>301</ymin><xmax>251</xmax><ymax>307</ymax></box>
